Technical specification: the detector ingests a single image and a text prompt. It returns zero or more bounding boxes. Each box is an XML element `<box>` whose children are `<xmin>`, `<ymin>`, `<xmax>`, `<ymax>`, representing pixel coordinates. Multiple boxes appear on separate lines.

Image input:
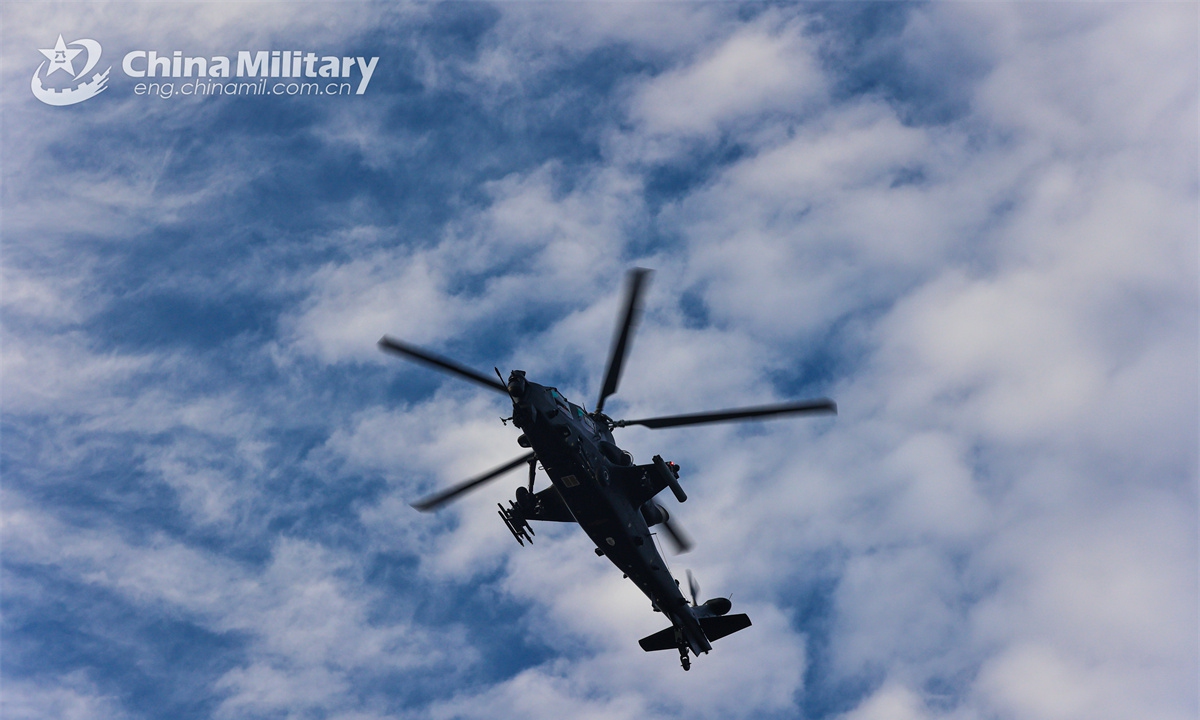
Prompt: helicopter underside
<box><xmin>383</xmin><ymin>268</ymin><xmax>831</xmax><ymax>670</ymax></box>
<box><xmin>510</xmin><ymin>405</ymin><xmax>713</xmax><ymax>660</ymax></box>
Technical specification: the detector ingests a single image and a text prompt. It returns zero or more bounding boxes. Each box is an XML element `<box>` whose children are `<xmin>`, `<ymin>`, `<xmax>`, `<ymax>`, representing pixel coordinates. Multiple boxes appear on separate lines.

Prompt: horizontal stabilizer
<box><xmin>638</xmin><ymin>626</ymin><xmax>678</xmax><ymax>652</ymax></box>
<box><xmin>699</xmin><ymin>613</ymin><xmax>752</xmax><ymax>642</ymax></box>
<box><xmin>638</xmin><ymin>613</ymin><xmax>752</xmax><ymax>652</ymax></box>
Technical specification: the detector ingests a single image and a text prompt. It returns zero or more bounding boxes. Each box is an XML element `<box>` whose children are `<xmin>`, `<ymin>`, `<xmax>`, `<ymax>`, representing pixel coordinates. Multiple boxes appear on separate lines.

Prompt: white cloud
<box><xmin>3</xmin><ymin>495</ymin><xmax>474</xmax><ymax>717</ymax></box>
<box><xmin>281</xmin><ymin>161</ymin><xmax>648</xmax><ymax>365</ymax></box>
<box><xmin>629</xmin><ymin>14</ymin><xmax>825</xmax><ymax>140</ymax></box>
<box><xmin>0</xmin><ymin>673</ymin><xmax>133</xmax><ymax>720</ymax></box>
<box><xmin>3</xmin><ymin>3</ymin><xmax>1194</xmax><ymax>720</ymax></box>
<box><xmin>838</xmin><ymin>682</ymin><xmax>930</xmax><ymax>720</ymax></box>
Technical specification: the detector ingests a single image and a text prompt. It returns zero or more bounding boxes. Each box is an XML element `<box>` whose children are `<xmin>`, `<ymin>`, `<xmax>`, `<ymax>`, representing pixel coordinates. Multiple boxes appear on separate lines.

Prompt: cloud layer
<box><xmin>3</xmin><ymin>3</ymin><xmax>1195</xmax><ymax>719</ymax></box>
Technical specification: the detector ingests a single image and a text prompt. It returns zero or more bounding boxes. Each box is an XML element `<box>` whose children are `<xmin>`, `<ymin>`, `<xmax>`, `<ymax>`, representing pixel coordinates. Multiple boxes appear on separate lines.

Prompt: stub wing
<box><xmin>498</xmin><ymin>485</ymin><xmax>575</xmax><ymax>546</ymax></box>
<box><xmin>638</xmin><ymin>613</ymin><xmax>752</xmax><ymax>652</ymax></box>
<box><xmin>613</xmin><ymin>458</ymin><xmax>679</xmax><ymax>509</ymax></box>
<box><xmin>524</xmin><ymin>485</ymin><xmax>575</xmax><ymax>523</ymax></box>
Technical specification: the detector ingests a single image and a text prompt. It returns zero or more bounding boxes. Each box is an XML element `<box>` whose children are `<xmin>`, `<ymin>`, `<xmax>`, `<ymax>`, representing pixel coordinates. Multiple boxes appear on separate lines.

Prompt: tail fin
<box><xmin>637</xmin><ymin>613</ymin><xmax>752</xmax><ymax>652</ymax></box>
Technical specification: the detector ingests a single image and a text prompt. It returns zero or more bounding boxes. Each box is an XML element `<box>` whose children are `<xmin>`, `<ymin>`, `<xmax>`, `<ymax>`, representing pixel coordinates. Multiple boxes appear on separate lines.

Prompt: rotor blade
<box><xmin>379</xmin><ymin>336</ymin><xmax>509</xmax><ymax>394</ymax></box>
<box><xmin>595</xmin><ymin>268</ymin><xmax>652</xmax><ymax>414</ymax></box>
<box><xmin>614</xmin><ymin>398</ymin><xmax>837</xmax><ymax>430</ymax></box>
<box><xmin>410</xmin><ymin>451</ymin><xmax>536</xmax><ymax>512</ymax></box>
<box><xmin>686</xmin><ymin>569</ymin><xmax>700</xmax><ymax>606</ymax></box>
<box><xmin>661</xmin><ymin>516</ymin><xmax>693</xmax><ymax>554</ymax></box>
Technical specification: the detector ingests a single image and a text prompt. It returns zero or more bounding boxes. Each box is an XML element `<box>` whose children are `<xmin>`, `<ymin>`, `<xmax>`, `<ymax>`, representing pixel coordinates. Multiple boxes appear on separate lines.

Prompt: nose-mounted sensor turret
<box><xmin>507</xmin><ymin>370</ymin><xmax>527</xmax><ymax>398</ymax></box>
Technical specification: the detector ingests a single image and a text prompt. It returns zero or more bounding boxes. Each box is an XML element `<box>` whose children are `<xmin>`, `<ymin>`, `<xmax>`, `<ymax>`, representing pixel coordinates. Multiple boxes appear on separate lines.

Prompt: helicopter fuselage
<box><xmin>379</xmin><ymin>269</ymin><xmax>827</xmax><ymax>670</ymax></box>
<box><xmin>505</xmin><ymin>374</ymin><xmax>712</xmax><ymax>658</ymax></box>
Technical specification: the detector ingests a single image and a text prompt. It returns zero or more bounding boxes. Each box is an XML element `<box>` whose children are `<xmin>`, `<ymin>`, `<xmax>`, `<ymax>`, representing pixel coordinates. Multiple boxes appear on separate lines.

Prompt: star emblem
<box><xmin>39</xmin><ymin>35</ymin><xmax>82</xmax><ymax>78</ymax></box>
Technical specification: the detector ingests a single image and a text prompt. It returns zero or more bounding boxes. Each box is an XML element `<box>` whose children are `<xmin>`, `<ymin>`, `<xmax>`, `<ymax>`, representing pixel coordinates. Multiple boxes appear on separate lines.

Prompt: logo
<box><xmin>31</xmin><ymin>35</ymin><xmax>111</xmax><ymax>106</ymax></box>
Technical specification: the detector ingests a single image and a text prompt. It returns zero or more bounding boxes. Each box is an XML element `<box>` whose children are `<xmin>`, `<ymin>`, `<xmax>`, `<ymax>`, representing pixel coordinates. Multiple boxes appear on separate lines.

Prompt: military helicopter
<box><xmin>379</xmin><ymin>269</ymin><xmax>835</xmax><ymax>670</ymax></box>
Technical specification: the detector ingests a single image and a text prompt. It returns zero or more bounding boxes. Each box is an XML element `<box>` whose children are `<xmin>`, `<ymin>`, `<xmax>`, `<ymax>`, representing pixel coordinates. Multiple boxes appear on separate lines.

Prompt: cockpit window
<box><xmin>548</xmin><ymin>388</ymin><xmax>586</xmax><ymax>419</ymax></box>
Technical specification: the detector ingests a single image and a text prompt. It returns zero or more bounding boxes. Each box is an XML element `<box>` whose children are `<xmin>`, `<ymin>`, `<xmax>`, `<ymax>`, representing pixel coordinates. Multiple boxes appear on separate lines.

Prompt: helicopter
<box><xmin>379</xmin><ymin>268</ymin><xmax>835</xmax><ymax>670</ymax></box>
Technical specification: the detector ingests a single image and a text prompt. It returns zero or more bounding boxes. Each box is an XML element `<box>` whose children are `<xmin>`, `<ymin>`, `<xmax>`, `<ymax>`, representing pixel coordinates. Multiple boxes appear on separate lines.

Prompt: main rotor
<box><xmin>379</xmin><ymin>268</ymin><xmax>836</xmax><ymax>511</ymax></box>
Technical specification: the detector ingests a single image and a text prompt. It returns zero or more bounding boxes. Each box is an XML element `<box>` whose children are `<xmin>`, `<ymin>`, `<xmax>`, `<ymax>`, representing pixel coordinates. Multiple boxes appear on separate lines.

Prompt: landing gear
<box><xmin>673</xmin><ymin>628</ymin><xmax>692</xmax><ymax>671</ymax></box>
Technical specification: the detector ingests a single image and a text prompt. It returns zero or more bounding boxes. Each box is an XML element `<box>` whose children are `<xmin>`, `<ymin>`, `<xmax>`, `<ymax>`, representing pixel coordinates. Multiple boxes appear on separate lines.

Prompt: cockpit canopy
<box><xmin>547</xmin><ymin>387</ymin><xmax>586</xmax><ymax>420</ymax></box>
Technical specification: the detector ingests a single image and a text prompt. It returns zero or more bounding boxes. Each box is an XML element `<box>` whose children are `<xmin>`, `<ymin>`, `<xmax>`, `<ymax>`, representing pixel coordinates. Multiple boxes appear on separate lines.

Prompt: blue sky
<box><xmin>3</xmin><ymin>3</ymin><xmax>1196</xmax><ymax>719</ymax></box>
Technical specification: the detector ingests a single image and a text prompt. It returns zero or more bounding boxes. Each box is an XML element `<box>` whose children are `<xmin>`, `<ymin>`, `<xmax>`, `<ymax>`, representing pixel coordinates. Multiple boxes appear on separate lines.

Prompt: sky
<box><xmin>2</xmin><ymin>2</ymin><xmax>1196</xmax><ymax>719</ymax></box>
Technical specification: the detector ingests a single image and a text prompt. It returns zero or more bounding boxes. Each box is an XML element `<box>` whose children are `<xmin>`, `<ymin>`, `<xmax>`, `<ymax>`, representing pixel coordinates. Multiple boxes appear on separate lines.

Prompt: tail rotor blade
<box><xmin>686</xmin><ymin>569</ymin><xmax>700</xmax><ymax>606</ymax></box>
<box><xmin>661</xmin><ymin>515</ymin><xmax>693</xmax><ymax>554</ymax></box>
<box><xmin>595</xmin><ymin>268</ymin><xmax>652</xmax><ymax>414</ymax></box>
<box><xmin>411</xmin><ymin>451</ymin><xmax>537</xmax><ymax>512</ymax></box>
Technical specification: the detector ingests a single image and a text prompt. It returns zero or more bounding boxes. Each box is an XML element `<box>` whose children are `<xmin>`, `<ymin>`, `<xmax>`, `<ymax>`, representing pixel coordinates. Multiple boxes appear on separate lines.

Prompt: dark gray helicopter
<box><xmin>379</xmin><ymin>269</ymin><xmax>835</xmax><ymax>670</ymax></box>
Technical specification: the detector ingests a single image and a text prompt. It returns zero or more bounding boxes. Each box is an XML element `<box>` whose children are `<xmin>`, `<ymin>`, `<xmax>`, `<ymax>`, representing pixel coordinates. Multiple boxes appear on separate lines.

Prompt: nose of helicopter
<box><xmin>507</xmin><ymin>370</ymin><xmax>527</xmax><ymax>398</ymax></box>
